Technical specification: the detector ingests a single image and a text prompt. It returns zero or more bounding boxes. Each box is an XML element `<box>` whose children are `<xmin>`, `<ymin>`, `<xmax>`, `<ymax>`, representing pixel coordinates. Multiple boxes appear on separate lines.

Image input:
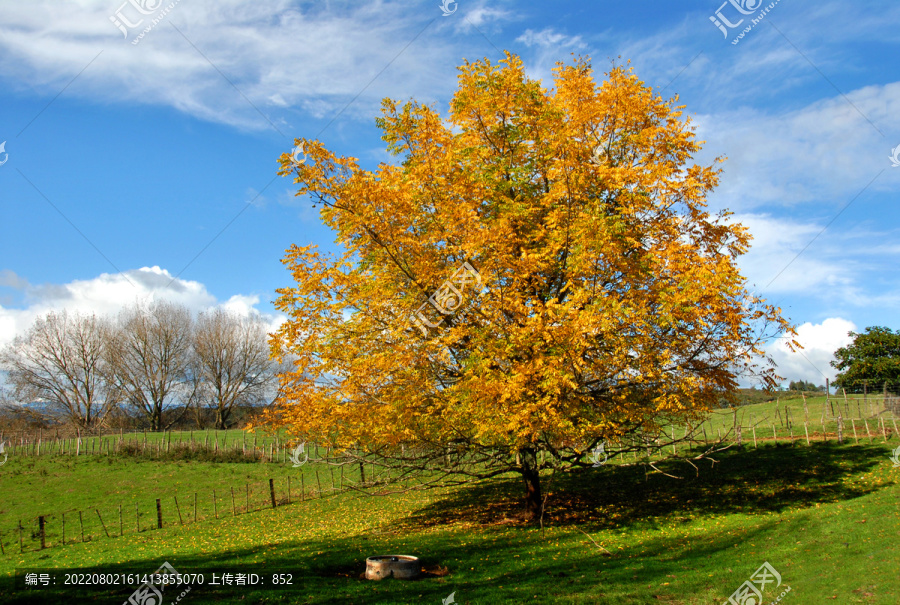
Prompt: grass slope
<box><xmin>1</xmin><ymin>437</ymin><xmax>898</xmax><ymax>604</ymax></box>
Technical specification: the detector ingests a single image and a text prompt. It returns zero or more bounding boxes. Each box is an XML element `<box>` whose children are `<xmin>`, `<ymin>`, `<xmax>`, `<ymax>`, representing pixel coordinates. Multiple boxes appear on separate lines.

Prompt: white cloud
<box><xmin>766</xmin><ymin>317</ymin><xmax>856</xmax><ymax>385</ymax></box>
<box><xmin>0</xmin><ymin>0</ymin><xmax>466</xmax><ymax>131</ymax></box>
<box><xmin>723</xmin><ymin>210</ymin><xmax>900</xmax><ymax>316</ymax></box>
<box><xmin>0</xmin><ymin>267</ymin><xmax>284</xmax><ymax>348</ymax></box>
<box><xmin>218</xmin><ymin>294</ymin><xmax>284</xmax><ymax>334</ymax></box>
<box><xmin>696</xmin><ymin>81</ymin><xmax>900</xmax><ymax>212</ymax></box>
<box><xmin>732</xmin><ymin>212</ymin><xmax>855</xmax><ymax>295</ymax></box>
<box><xmin>457</xmin><ymin>3</ymin><xmax>513</xmax><ymax>31</ymax></box>
<box><xmin>515</xmin><ymin>28</ymin><xmax>585</xmax><ymax>50</ymax></box>
<box><xmin>0</xmin><ymin>270</ymin><xmax>29</xmax><ymax>290</ymax></box>
<box><xmin>510</xmin><ymin>27</ymin><xmax>590</xmax><ymax>90</ymax></box>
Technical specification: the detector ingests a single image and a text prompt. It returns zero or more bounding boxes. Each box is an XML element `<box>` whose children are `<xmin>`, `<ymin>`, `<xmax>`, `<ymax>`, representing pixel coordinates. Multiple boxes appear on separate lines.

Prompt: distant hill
<box><xmin>719</xmin><ymin>387</ymin><xmax>805</xmax><ymax>408</ymax></box>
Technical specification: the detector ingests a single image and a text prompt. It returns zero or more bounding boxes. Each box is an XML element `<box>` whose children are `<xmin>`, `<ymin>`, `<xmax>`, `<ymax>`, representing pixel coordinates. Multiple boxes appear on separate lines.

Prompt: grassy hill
<box><xmin>0</xmin><ymin>414</ymin><xmax>898</xmax><ymax>603</ymax></box>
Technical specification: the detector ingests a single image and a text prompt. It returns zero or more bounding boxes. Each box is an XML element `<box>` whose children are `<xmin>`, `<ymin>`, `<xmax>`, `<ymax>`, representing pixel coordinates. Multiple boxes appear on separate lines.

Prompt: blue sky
<box><xmin>1</xmin><ymin>0</ymin><xmax>899</xmax><ymax>386</ymax></box>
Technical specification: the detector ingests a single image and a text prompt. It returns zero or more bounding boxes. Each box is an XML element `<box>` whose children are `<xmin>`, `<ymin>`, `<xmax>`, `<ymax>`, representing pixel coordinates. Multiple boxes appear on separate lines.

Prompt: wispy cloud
<box><xmin>0</xmin><ymin>0</ymin><xmax>467</xmax><ymax>131</ymax></box>
<box><xmin>697</xmin><ymin>82</ymin><xmax>900</xmax><ymax>211</ymax></box>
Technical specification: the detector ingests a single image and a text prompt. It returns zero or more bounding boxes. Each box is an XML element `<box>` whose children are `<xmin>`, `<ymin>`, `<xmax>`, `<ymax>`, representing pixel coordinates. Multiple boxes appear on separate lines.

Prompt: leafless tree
<box><xmin>0</xmin><ymin>310</ymin><xmax>116</xmax><ymax>429</ymax></box>
<box><xmin>192</xmin><ymin>309</ymin><xmax>277</xmax><ymax>429</ymax></box>
<box><xmin>106</xmin><ymin>300</ymin><xmax>193</xmax><ymax>431</ymax></box>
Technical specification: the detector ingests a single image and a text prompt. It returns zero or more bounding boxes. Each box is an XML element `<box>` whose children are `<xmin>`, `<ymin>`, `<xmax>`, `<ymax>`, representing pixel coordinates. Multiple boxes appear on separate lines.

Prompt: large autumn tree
<box><xmin>257</xmin><ymin>53</ymin><xmax>793</xmax><ymax>520</ymax></box>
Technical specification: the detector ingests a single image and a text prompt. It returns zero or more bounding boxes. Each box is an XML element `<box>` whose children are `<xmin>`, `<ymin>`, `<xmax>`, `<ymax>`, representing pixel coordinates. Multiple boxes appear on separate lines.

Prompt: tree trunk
<box><xmin>519</xmin><ymin>447</ymin><xmax>542</xmax><ymax>522</ymax></box>
<box><xmin>215</xmin><ymin>406</ymin><xmax>229</xmax><ymax>430</ymax></box>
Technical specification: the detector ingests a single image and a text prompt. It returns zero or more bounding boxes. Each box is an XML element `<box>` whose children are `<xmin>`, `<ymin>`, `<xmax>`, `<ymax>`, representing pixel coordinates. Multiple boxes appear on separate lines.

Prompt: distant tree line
<box><xmin>0</xmin><ymin>301</ymin><xmax>286</xmax><ymax>431</ymax></box>
<box><xmin>787</xmin><ymin>380</ymin><xmax>825</xmax><ymax>392</ymax></box>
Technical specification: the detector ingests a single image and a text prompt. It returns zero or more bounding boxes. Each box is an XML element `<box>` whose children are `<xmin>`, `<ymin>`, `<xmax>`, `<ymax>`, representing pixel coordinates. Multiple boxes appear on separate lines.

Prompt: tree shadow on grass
<box><xmin>0</xmin><ymin>512</ymin><xmax>830</xmax><ymax>605</ymax></box>
<box><xmin>392</xmin><ymin>442</ymin><xmax>893</xmax><ymax>532</ymax></box>
<box><xmin>2</xmin><ymin>444</ymin><xmax>894</xmax><ymax>605</ymax></box>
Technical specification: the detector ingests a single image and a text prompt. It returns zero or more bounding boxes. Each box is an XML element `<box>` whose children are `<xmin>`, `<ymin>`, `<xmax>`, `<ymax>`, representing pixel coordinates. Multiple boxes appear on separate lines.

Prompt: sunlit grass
<box><xmin>1</xmin><ymin>435</ymin><xmax>898</xmax><ymax>603</ymax></box>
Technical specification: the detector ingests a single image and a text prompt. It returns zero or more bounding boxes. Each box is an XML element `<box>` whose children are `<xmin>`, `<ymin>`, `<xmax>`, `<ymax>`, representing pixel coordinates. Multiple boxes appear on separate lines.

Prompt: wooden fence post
<box><xmin>827</xmin><ymin>378</ymin><xmax>833</xmax><ymax>417</ymax></box>
<box><xmin>79</xmin><ymin>511</ymin><xmax>85</xmax><ymax>543</ymax></box>
<box><xmin>269</xmin><ymin>479</ymin><xmax>277</xmax><ymax>508</ymax></box>
<box><xmin>96</xmin><ymin>509</ymin><xmax>110</xmax><ymax>538</ymax></box>
<box><xmin>174</xmin><ymin>496</ymin><xmax>184</xmax><ymax>526</ymax></box>
<box><xmin>231</xmin><ymin>487</ymin><xmax>237</xmax><ymax>516</ymax></box>
<box><xmin>156</xmin><ymin>499</ymin><xmax>162</xmax><ymax>529</ymax></box>
<box><xmin>863</xmin><ymin>382</ymin><xmax>868</xmax><ymax>416</ymax></box>
<box><xmin>38</xmin><ymin>516</ymin><xmax>46</xmax><ymax>549</ymax></box>
<box><xmin>135</xmin><ymin>503</ymin><xmax>140</xmax><ymax>533</ymax></box>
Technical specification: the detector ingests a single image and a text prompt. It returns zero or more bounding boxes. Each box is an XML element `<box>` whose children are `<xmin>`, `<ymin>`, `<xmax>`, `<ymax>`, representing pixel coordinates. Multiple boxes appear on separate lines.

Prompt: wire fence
<box><xmin>0</xmin><ymin>448</ymin><xmax>391</xmax><ymax>557</ymax></box>
<box><xmin>0</xmin><ymin>428</ymin><xmax>288</xmax><ymax>460</ymax></box>
<box><xmin>2</xmin><ymin>391</ymin><xmax>898</xmax><ymax>556</ymax></box>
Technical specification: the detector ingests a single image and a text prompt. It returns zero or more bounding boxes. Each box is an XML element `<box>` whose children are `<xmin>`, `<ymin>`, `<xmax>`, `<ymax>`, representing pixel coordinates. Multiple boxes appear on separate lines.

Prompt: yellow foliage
<box><xmin>254</xmin><ymin>52</ymin><xmax>794</xmax><ymax>458</ymax></box>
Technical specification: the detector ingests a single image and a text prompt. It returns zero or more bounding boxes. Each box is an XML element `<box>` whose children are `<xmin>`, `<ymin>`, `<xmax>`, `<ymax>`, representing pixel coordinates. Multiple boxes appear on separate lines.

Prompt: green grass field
<box><xmin>0</xmin><ymin>399</ymin><xmax>898</xmax><ymax>604</ymax></box>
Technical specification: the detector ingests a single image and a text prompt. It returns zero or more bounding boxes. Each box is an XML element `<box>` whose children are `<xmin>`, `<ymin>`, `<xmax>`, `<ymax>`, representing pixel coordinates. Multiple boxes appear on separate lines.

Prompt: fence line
<box><xmin>2</xmin><ymin>396</ymin><xmax>897</xmax><ymax>555</ymax></box>
<box><xmin>0</xmin><ymin>428</ymin><xmax>297</xmax><ymax>461</ymax></box>
<box><xmin>0</xmin><ymin>452</ymin><xmax>387</xmax><ymax>556</ymax></box>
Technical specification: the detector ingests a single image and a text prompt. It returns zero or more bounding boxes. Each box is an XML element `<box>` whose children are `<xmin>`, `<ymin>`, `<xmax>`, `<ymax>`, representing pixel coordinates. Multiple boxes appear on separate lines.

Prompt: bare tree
<box><xmin>0</xmin><ymin>310</ymin><xmax>116</xmax><ymax>429</ymax></box>
<box><xmin>193</xmin><ymin>309</ymin><xmax>277</xmax><ymax>429</ymax></box>
<box><xmin>106</xmin><ymin>300</ymin><xmax>193</xmax><ymax>431</ymax></box>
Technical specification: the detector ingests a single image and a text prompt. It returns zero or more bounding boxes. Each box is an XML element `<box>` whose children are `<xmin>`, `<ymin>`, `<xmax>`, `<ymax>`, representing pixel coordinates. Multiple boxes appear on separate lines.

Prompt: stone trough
<box><xmin>365</xmin><ymin>555</ymin><xmax>421</xmax><ymax>580</ymax></box>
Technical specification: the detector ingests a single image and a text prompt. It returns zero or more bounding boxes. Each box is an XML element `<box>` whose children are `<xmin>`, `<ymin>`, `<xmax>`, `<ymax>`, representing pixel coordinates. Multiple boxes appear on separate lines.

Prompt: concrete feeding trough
<box><xmin>365</xmin><ymin>555</ymin><xmax>421</xmax><ymax>580</ymax></box>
